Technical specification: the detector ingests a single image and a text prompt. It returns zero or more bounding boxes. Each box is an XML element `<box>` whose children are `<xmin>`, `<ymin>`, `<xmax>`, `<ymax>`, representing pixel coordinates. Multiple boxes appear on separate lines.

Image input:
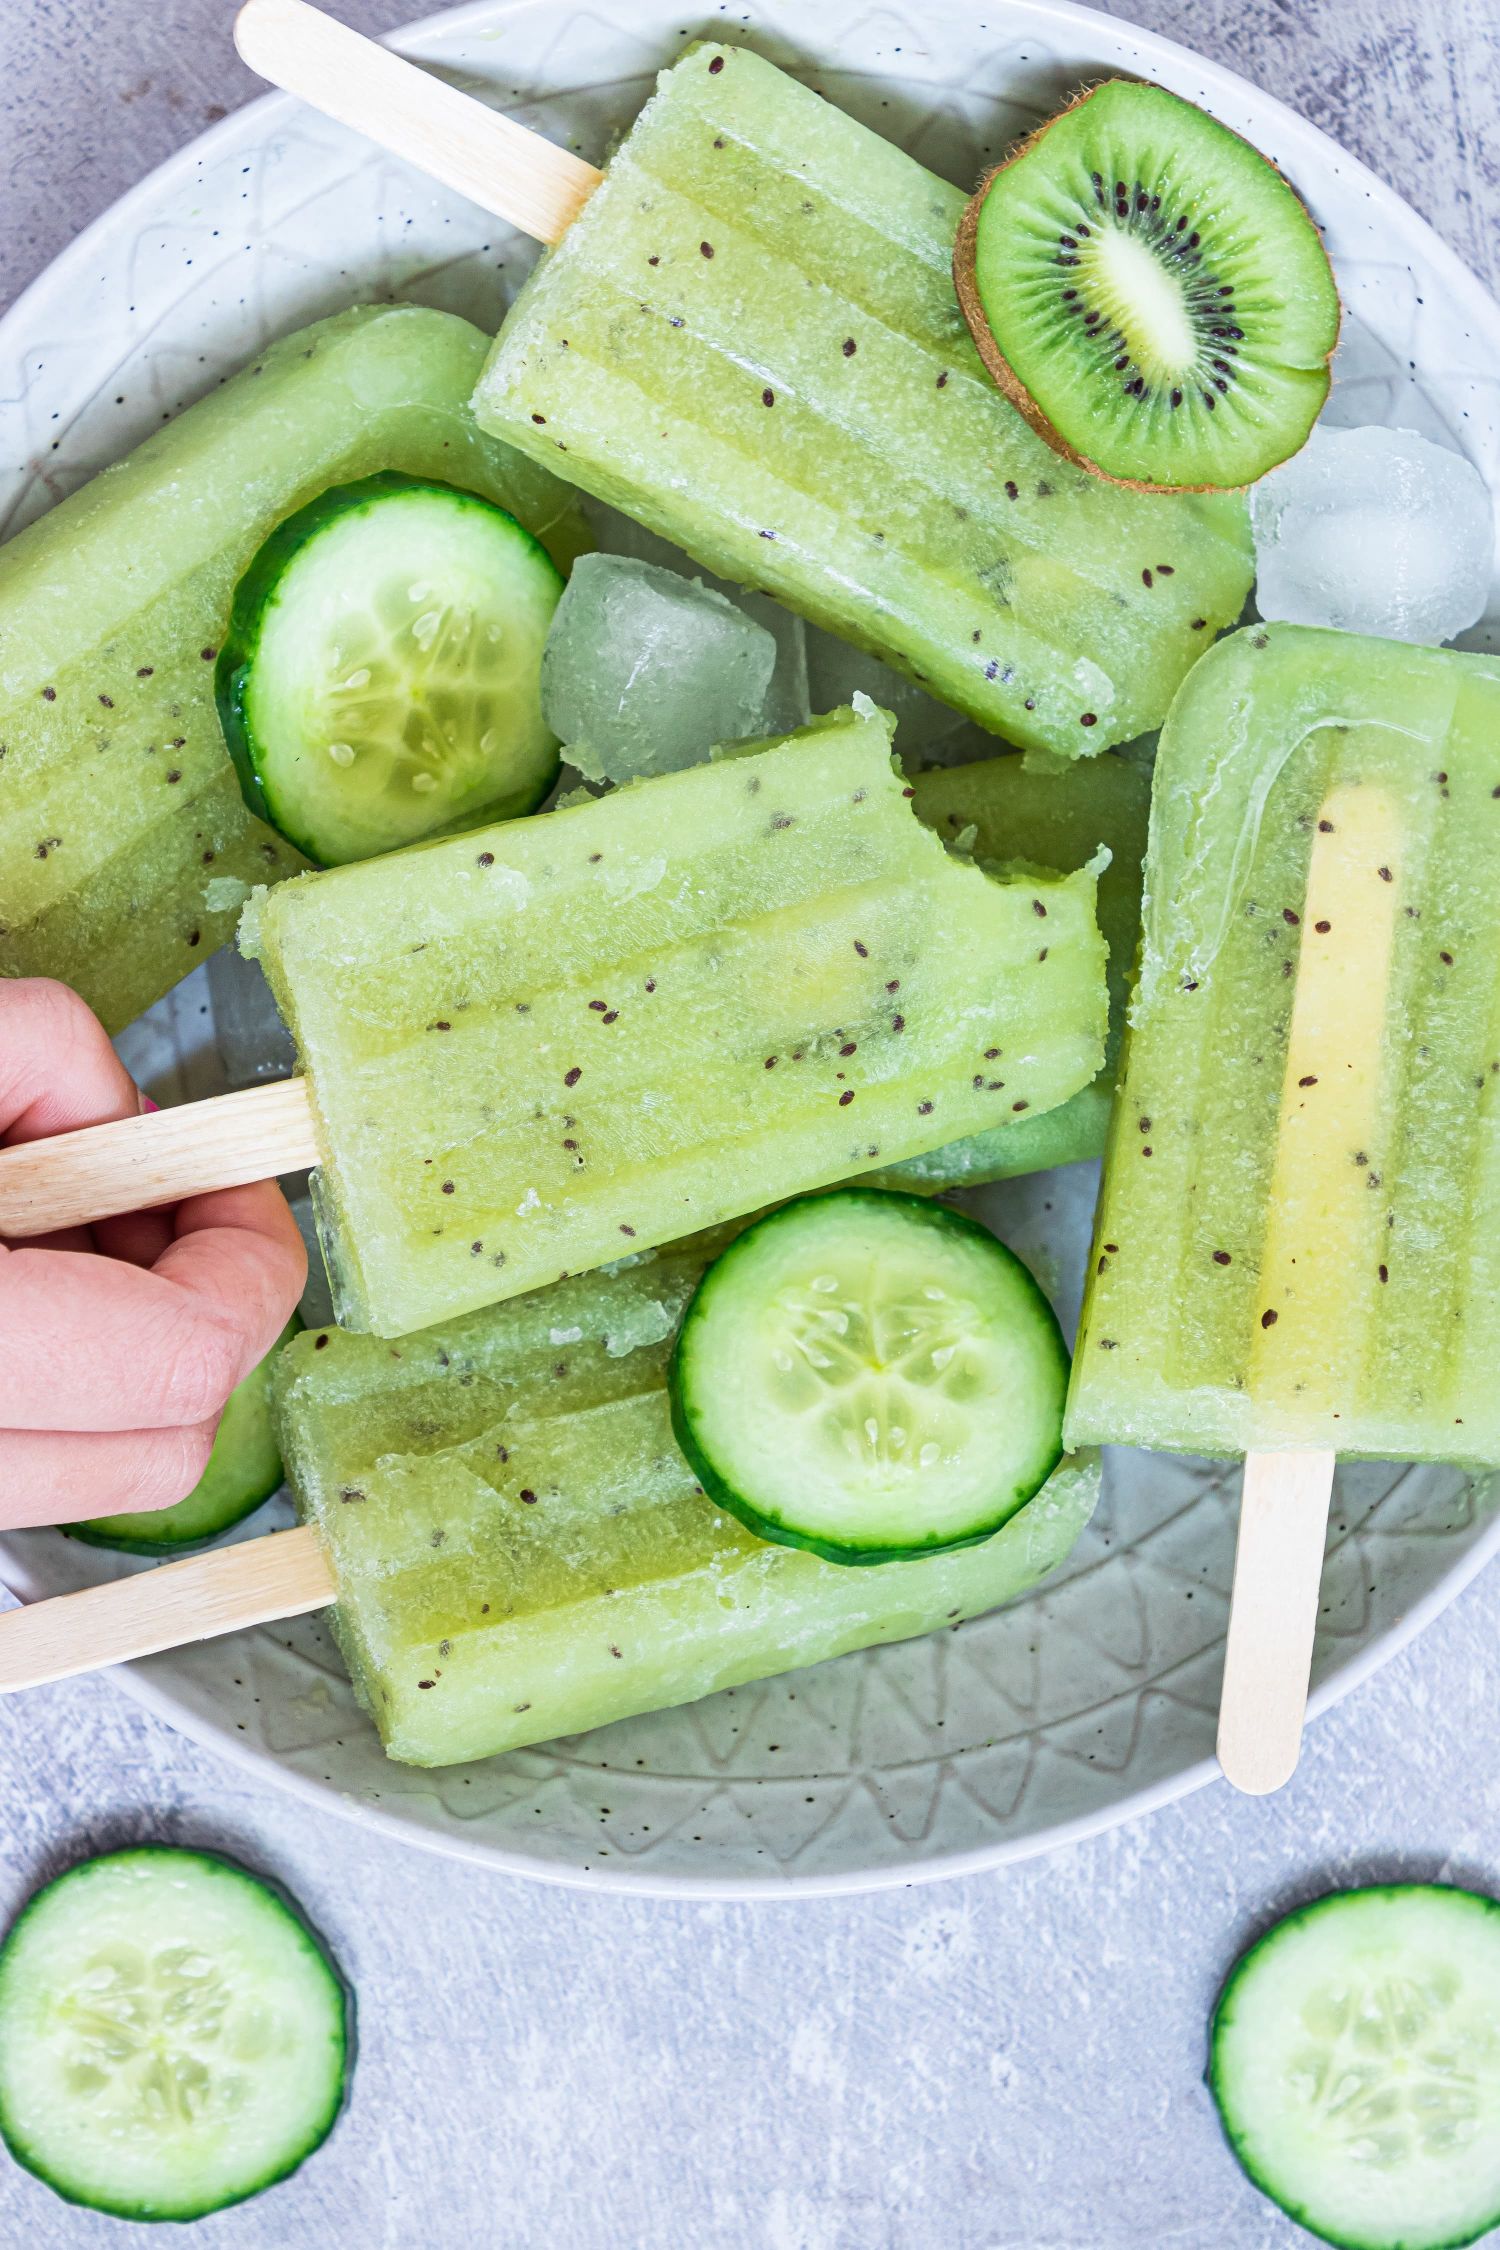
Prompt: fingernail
<box><xmin>139</xmin><ymin>1093</ymin><xmax>159</xmax><ymax>1116</ymax></box>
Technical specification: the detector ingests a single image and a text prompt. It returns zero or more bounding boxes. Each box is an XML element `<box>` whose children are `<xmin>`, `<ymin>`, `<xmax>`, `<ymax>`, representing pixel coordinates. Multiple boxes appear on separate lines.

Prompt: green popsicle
<box><xmin>473</xmin><ymin>40</ymin><xmax>1253</xmax><ymax>759</ymax></box>
<box><xmin>275</xmin><ymin>1240</ymin><xmax>1099</xmax><ymax>1767</ymax></box>
<box><xmin>243</xmin><ymin>701</ymin><xmax>1109</xmax><ymax>1339</ymax></box>
<box><xmin>1067</xmin><ymin>625</ymin><xmax>1500</xmax><ymax>1462</ymax></box>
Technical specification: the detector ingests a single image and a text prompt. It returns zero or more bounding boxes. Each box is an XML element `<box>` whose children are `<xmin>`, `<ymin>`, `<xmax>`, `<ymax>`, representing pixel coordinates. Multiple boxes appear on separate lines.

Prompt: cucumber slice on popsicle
<box><xmin>217</xmin><ymin>473</ymin><xmax>564</xmax><ymax>866</ymax></box>
<box><xmin>1209</xmin><ymin>1884</ymin><xmax>1500</xmax><ymax>2250</ymax></box>
<box><xmin>0</xmin><ymin>1847</ymin><xmax>351</xmax><ymax>2222</ymax></box>
<box><xmin>669</xmin><ymin>1188</ymin><xmax>1069</xmax><ymax>1564</ymax></box>
<box><xmin>68</xmin><ymin>1317</ymin><xmax>302</xmax><ymax>1556</ymax></box>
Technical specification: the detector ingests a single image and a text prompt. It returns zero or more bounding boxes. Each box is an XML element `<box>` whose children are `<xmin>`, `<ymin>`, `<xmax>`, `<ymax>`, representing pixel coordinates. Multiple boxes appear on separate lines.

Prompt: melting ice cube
<box><xmin>540</xmin><ymin>553</ymin><xmax>779</xmax><ymax>784</ymax></box>
<box><xmin>594</xmin><ymin>511</ymin><xmax>811</xmax><ymax>735</ymax></box>
<box><xmin>1252</xmin><ymin>425</ymin><xmax>1494</xmax><ymax>645</ymax></box>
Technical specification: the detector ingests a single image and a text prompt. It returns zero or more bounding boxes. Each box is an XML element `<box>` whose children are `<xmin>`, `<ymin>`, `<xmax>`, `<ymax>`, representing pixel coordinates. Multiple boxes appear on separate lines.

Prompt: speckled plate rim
<box><xmin>5</xmin><ymin>0</ymin><xmax>1500</xmax><ymax>1894</ymax></box>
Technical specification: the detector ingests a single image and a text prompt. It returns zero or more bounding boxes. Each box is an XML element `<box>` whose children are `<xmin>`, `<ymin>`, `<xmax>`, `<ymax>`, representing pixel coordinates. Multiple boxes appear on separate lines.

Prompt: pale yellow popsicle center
<box><xmin>1249</xmin><ymin>782</ymin><xmax>1404</xmax><ymax>1419</ymax></box>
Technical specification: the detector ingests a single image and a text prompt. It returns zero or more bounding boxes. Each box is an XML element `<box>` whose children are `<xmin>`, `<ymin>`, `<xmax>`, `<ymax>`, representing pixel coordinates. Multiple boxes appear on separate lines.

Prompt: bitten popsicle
<box><xmin>244</xmin><ymin>702</ymin><xmax>1107</xmax><ymax>1336</ymax></box>
<box><xmin>234</xmin><ymin>3</ymin><xmax>1255</xmax><ymax>760</ymax></box>
<box><xmin>0</xmin><ymin>305</ymin><xmax>582</xmax><ymax>1032</ymax></box>
<box><xmin>0</xmin><ymin>706</ymin><xmax>1109</xmax><ymax>1336</ymax></box>
<box><xmin>1066</xmin><ymin>624</ymin><xmax>1500</xmax><ymax>1787</ymax></box>
<box><xmin>0</xmin><ymin>1240</ymin><xmax>1100</xmax><ymax>1760</ymax></box>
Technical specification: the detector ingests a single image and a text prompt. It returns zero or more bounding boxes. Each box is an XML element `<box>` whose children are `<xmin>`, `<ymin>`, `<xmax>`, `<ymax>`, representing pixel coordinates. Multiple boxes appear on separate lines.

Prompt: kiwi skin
<box><xmin>953</xmin><ymin>83</ymin><xmax>1340</xmax><ymax>496</ymax></box>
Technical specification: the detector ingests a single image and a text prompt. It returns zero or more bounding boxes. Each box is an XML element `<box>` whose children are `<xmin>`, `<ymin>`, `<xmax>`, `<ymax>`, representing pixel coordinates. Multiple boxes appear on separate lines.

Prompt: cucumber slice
<box><xmin>0</xmin><ymin>1847</ymin><xmax>351</xmax><ymax>2222</ymax></box>
<box><xmin>217</xmin><ymin>472</ymin><xmax>564</xmax><ymax>866</ymax></box>
<box><xmin>668</xmin><ymin>1189</ymin><xmax>1068</xmax><ymax>1564</ymax></box>
<box><xmin>69</xmin><ymin>1318</ymin><xmax>301</xmax><ymax>1556</ymax></box>
<box><xmin>1209</xmin><ymin>1884</ymin><xmax>1500</xmax><ymax>2250</ymax></box>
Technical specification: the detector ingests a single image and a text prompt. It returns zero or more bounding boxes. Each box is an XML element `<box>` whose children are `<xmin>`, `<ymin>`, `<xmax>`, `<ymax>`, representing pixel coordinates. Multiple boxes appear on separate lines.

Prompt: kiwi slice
<box><xmin>954</xmin><ymin>80</ymin><xmax>1340</xmax><ymax>491</ymax></box>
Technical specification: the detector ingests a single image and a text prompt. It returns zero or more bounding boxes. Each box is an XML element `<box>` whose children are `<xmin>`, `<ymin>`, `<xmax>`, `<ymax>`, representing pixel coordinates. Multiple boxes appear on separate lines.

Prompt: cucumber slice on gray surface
<box><xmin>669</xmin><ymin>1189</ymin><xmax>1068</xmax><ymax>1564</ymax></box>
<box><xmin>0</xmin><ymin>1847</ymin><xmax>351</xmax><ymax>2222</ymax></box>
<box><xmin>1209</xmin><ymin>1884</ymin><xmax>1500</xmax><ymax>2250</ymax></box>
<box><xmin>218</xmin><ymin>472</ymin><xmax>563</xmax><ymax>865</ymax></box>
<box><xmin>69</xmin><ymin>1317</ymin><xmax>301</xmax><ymax>1555</ymax></box>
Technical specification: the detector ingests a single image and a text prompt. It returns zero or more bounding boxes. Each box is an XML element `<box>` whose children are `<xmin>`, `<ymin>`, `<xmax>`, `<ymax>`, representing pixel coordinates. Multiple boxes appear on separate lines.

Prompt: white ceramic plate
<box><xmin>4</xmin><ymin>0</ymin><xmax>1499</xmax><ymax>1896</ymax></box>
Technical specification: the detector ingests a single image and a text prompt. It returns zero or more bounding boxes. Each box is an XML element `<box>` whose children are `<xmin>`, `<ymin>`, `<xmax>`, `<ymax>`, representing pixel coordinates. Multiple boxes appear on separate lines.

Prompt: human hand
<box><xmin>0</xmin><ymin>980</ymin><xmax>307</xmax><ymax>1529</ymax></box>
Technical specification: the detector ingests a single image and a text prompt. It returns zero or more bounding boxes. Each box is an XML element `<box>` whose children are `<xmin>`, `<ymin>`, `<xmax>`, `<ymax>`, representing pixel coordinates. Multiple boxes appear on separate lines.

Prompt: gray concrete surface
<box><xmin>3</xmin><ymin>2</ymin><xmax>1500</xmax><ymax>2244</ymax></box>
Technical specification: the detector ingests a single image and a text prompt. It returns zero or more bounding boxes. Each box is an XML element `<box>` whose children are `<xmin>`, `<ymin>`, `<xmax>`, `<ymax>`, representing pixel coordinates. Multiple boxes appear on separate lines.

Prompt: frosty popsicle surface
<box><xmin>884</xmin><ymin>750</ymin><xmax>1152</xmax><ymax>1190</ymax></box>
<box><xmin>473</xmin><ymin>41</ymin><xmax>1254</xmax><ymax>760</ymax></box>
<box><xmin>0</xmin><ymin>305</ymin><xmax>584</xmax><ymax>1033</ymax></box>
<box><xmin>275</xmin><ymin>1242</ymin><xmax>1100</xmax><ymax>1767</ymax></box>
<box><xmin>1067</xmin><ymin>624</ymin><xmax>1500</xmax><ymax>1463</ymax></box>
<box><xmin>243</xmin><ymin>701</ymin><xmax>1108</xmax><ymax>1338</ymax></box>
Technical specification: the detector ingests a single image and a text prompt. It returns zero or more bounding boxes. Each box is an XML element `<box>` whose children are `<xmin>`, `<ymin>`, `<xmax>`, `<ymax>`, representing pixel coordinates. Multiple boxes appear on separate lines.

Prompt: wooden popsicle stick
<box><xmin>234</xmin><ymin>0</ymin><xmax>602</xmax><ymax>245</ymax></box>
<box><xmin>1216</xmin><ymin>782</ymin><xmax>1404</xmax><ymax>1796</ymax></box>
<box><xmin>1217</xmin><ymin>1448</ymin><xmax>1336</xmax><ymax>1794</ymax></box>
<box><xmin>0</xmin><ymin>1076</ymin><xmax>320</xmax><ymax>1239</ymax></box>
<box><xmin>0</xmin><ymin>1526</ymin><xmax>336</xmax><ymax>1692</ymax></box>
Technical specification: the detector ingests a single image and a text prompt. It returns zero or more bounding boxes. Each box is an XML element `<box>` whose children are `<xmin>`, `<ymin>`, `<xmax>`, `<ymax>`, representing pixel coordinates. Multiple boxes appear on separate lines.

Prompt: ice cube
<box><xmin>592</xmin><ymin>509</ymin><xmax>810</xmax><ymax>733</ymax></box>
<box><xmin>804</xmin><ymin>628</ymin><xmax>966</xmax><ymax>752</ymax></box>
<box><xmin>541</xmin><ymin>553</ymin><xmax>779</xmax><ymax>784</ymax></box>
<box><xmin>1252</xmin><ymin>425</ymin><xmax>1494</xmax><ymax>645</ymax></box>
